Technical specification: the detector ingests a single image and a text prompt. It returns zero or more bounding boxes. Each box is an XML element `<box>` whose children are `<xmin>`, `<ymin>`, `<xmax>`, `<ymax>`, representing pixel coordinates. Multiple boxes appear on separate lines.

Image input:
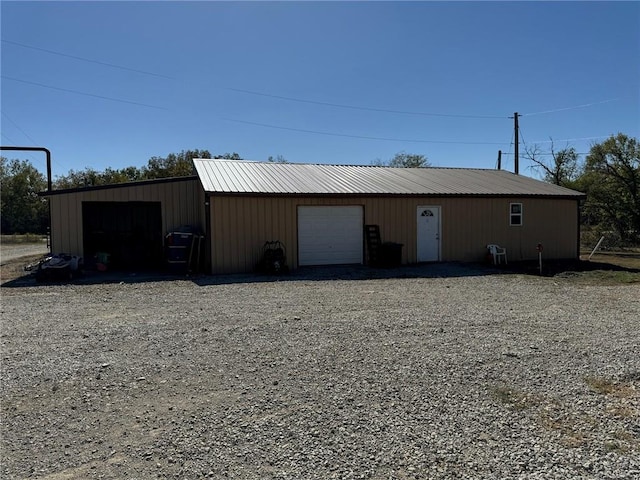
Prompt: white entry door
<box><xmin>417</xmin><ymin>206</ymin><xmax>441</xmax><ymax>262</ymax></box>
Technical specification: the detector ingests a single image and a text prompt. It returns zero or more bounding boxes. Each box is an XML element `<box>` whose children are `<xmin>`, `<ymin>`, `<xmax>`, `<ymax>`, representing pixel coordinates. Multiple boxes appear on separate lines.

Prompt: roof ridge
<box><xmin>195</xmin><ymin>158</ymin><xmax>503</xmax><ymax>172</ymax></box>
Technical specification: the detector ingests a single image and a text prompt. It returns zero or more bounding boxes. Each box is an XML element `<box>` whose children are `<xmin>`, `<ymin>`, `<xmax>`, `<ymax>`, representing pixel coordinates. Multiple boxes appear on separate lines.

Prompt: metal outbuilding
<box><xmin>44</xmin><ymin>159</ymin><xmax>586</xmax><ymax>274</ymax></box>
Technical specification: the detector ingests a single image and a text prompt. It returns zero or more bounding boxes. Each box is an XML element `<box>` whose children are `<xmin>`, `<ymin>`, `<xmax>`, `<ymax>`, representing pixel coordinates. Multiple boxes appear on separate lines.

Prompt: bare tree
<box><xmin>525</xmin><ymin>139</ymin><xmax>579</xmax><ymax>187</ymax></box>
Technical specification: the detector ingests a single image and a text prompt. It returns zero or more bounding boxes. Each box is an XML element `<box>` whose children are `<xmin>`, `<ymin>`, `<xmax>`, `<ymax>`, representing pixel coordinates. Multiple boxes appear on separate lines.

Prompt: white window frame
<box><xmin>510</xmin><ymin>202</ymin><xmax>523</xmax><ymax>226</ymax></box>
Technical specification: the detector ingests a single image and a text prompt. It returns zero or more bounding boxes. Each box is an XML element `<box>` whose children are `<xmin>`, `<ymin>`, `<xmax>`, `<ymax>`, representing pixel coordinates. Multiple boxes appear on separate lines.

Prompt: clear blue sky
<box><xmin>1</xmin><ymin>1</ymin><xmax>638</xmax><ymax>181</ymax></box>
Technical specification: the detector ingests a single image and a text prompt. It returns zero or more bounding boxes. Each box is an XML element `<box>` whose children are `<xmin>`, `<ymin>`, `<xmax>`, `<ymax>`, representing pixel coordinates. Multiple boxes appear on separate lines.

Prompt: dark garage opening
<box><xmin>82</xmin><ymin>201</ymin><xmax>164</xmax><ymax>271</ymax></box>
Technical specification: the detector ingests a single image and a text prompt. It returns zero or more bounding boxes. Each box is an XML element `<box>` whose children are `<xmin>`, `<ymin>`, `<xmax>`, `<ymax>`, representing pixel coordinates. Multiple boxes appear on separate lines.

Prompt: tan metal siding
<box><xmin>208</xmin><ymin>195</ymin><xmax>579</xmax><ymax>274</ymax></box>
<box><xmin>49</xmin><ymin>179</ymin><xmax>204</xmax><ymax>259</ymax></box>
<box><xmin>438</xmin><ymin>197</ymin><xmax>578</xmax><ymax>262</ymax></box>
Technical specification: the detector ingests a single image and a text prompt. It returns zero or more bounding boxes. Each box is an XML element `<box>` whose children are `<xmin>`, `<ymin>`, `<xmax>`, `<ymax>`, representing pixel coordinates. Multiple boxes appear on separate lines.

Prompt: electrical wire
<box><xmin>519</xmin><ymin>124</ymin><xmax>527</xmax><ymax>151</ymax></box>
<box><xmin>531</xmin><ymin>135</ymin><xmax>609</xmax><ymax>143</ymax></box>
<box><xmin>2</xmin><ymin>38</ymin><xmax>622</xmax><ymax>156</ymax></box>
<box><xmin>522</xmin><ymin>99</ymin><xmax>617</xmax><ymax>117</ymax></box>
<box><xmin>1</xmin><ymin>111</ymin><xmax>70</xmax><ymax>172</ymax></box>
<box><xmin>1</xmin><ymin>76</ymin><xmax>168</xmax><ymax>110</ymax></box>
<box><xmin>4</xmin><ymin>38</ymin><xmax>617</xmax><ymax>122</ymax></box>
<box><xmin>223</xmin><ymin>118</ymin><xmax>508</xmax><ymax>145</ymax></box>
<box><xmin>2</xmin><ymin>112</ymin><xmax>39</xmax><ymax>145</ymax></box>
<box><xmin>503</xmin><ymin>130</ymin><xmax>515</xmax><ymax>171</ymax></box>
<box><xmin>224</xmin><ymin>87</ymin><xmax>507</xmax><ymax>119</ymax></box>
<box><xmin>0</xmin><ymin>133</ymin><xmax>41</xmax><ymax>166</ymax></box>
<box><xmin>4</xmin><ymin>37</ymin><xmax>504</xmax><ymax>119</ymax></box>
<box><xmin>1</xmin><ymin>39</ymin><xmax>174</xmax><ymax>80</ymax></box>
<box><xmin>1</xmin><ymin>132</ymin><xmax>18</xmax><ymax>145</ymax></box>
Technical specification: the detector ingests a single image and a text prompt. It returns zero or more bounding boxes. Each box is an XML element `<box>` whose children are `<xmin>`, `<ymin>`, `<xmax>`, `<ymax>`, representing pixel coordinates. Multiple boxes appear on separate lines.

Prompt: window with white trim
<box><xmin>510</xmin><ymin>203</ymin><xmax>523</xmax><ymax>226</ymax></box>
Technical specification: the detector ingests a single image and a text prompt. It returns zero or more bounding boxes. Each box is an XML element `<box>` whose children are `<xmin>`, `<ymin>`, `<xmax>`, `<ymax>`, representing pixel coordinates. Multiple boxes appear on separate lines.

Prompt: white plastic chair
<box><xmin>487</xmin><ymin>244</ymin><xmax>507</xmax><ymax>265</ymax></box>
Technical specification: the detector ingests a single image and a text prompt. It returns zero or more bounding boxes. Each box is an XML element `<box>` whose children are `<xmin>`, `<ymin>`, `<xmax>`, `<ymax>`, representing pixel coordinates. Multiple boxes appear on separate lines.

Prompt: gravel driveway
<box><xmin>1</xmin><ymin>265</ymin><xmax>638</xmax><ymax>479</ymax></box>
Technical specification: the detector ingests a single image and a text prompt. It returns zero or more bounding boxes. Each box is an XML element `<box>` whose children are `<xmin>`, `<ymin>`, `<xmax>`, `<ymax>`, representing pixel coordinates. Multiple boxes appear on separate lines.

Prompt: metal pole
<box><xmin>514</xmin><ymin>112</ymin><xmax>519</xmax><ymax>175</ymax></box>
<box><xmin>497</xmin><ymin>150</ymin><xmax>502</xmax><ymax>170</ymax></box>
<box><xmin>1</xmin><ymin>146</ymin><xmax>53</xmax><ymax>253</ymax></box>
<box><xmin>537</xmin><ymin>243</ymin><xmax>543</xmax><ymax>275</ymax></box>
<box><xmin>0</xmin><ymin>146</ymin><xmax>52</xmax><ymax>191</ymax></box>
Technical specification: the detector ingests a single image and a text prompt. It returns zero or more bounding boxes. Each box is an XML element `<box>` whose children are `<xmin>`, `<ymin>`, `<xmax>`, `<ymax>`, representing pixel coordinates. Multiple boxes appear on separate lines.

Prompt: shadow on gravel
<box><xmin>1</xmin><ymin>262</ymin><xmax>505</xmax><ymax>288</ymax></box>
<box><xmin>4</xmin><ymin>258</ymin><xmax>638</xmax><ymax>288</ymax></box>
<box><xmin>194</xmin><ymin>262</ymin><xmax>501</xmax><ymax>286</ymax></box>
<box><xmin>502</xmin><ymin>258</ymin><xmax>640</xmax><ymax>277</ymax></box>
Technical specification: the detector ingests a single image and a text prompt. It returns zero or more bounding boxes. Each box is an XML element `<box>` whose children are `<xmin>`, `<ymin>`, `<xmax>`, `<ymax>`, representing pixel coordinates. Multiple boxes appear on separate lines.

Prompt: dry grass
<box><xmin>0</xmin><ymin>234</ymin><xmax>47</xmax><ymax>244</ymax></box>
<box><xmin>580</xmin><ymin>250</ymin><xmax>640</xmax><ymax>270</ymax></box>
<box><xmin>490</xmin><ymin>376</ymin><xmax>638</xmax><ymax>453</ymax></box>
<box><xmin>490</xmin><ymin>385</ymin><xmax>541</xmax><ymax>411</ymax></box>
<box><xmin>538</xmin><ymin>411</ymin><xmax>592</xmax><ymax>448</ymax></box>
<box><xmin>585</xmin><ymin>376</ymin><xmax>637</xmax><ymax>399</ymax></box>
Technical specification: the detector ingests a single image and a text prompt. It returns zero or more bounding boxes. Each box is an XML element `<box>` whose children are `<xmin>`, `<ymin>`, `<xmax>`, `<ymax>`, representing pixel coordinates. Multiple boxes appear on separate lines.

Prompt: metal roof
<box><xmin>40</xmin><ymin>175</ymin><xmax>199</xmax><ymax>197</ymax></box>
<box><xmin>193</xmin><ymin>159</ymin><xmax>585</xmax><ymax>198</ymax></box>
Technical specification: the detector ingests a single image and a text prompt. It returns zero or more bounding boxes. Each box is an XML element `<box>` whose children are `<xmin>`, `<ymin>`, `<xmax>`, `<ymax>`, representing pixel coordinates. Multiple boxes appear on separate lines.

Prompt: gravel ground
<box><xmin>1</xmin><ymin>264</ymin><xmax>639</xmax><ymax>479</ymax></box>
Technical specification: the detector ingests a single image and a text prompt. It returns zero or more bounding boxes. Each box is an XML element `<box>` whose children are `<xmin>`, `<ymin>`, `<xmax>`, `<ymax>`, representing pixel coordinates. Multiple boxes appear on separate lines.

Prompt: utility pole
<box><xmin>497</xmin><ymin>150</ymin><xmax>502</xmax><ymax>170</ymax></box>
<box><xmin>513</xmin><ymin>112</ymin><xmax>520</xmax><ymax>175</ymax></box>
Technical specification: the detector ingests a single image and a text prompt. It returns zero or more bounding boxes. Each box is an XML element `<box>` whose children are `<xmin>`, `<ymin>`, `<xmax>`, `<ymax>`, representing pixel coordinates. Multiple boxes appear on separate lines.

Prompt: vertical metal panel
<box><xmin>48</xmin><ymin>179</ymin><xmax>203</xmax><ymax>259</ymax></box>
<box><xmin>298</xmin><ymin>206</ymin><xmax>364</xmax><ymax>266</ymax></box>
<box><xmin>208</xmin><ymin>195</ymin><xmax>580</xmax><ymax>274</ymax></box>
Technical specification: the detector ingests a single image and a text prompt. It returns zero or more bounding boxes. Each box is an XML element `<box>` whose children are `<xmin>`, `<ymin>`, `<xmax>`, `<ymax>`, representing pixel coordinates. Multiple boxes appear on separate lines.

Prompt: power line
<box><xmin>522</xmin><ymin>99</ymin><xmax>617</xmax><ymax>117</ymax></box>
<box><xmin>1</xmin><ymin>111</ymin><xmax>70</xmax><ymax>172</ymax></box>
<box><xmin>500</xmin><ymin>130</ymin><xmax>515</xmax><ymax>170</ymax></box>
<box><xmin>3</xmin><ymin>37</ymin><xmax>623</xmax><ymax>152</ymax></box>
<box><xmin>1</xmin><ymin>75</ymin><xmax>168</xmax><ymax>110</ymax></box>
<box><xmin>501</xmin><ymin>152</ymin><xmax>590</xmax><ymax>156</ymax></box>
<box><xmin>4</xmin><ymin>39</ymin><xmax>621</xmax><ymax>128</ymax></box>
<box><xmin>2</xmin><ymin>112</ymin><xmax>39</xmax><ymax>145</ymax></box>
<box><xmin>223</xmin><ymin>118</ymin><xmax>508</xmax><ymax>145</ymax></box>
<box><xmin>531</xmin><ymin>135</ymin><xmax>609</xmax><ymax>143</ymax></box>
<box><xmin>519</xmin><ymin>123</ymin><xmax>527</xmax><ymax>150</ymax></box>
<box><xmin>1</xmin><ymin>39</ymin><xmax>174</xmax><ymax>80</ymax></box>
<box><xmin>1</xmin><ymin>132</ymin><xmax>19</xmax><ymax>146</ymax></box>
<box><xmin>0</xmin><ymin>132</ymin><xmax>40</xmax><ymax>165</ymax></box>
<box><xmin>224</xmin><ymin>87</ymin><xmax>507</xmax><ymax>119</ymax></box>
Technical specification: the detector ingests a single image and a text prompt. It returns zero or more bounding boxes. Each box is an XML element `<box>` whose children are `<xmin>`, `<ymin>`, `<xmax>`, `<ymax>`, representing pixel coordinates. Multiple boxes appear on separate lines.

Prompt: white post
<box><xmin>588</xmin><ymin>236</ymin><xmax>605</xmax><ymax>261</ymax></box>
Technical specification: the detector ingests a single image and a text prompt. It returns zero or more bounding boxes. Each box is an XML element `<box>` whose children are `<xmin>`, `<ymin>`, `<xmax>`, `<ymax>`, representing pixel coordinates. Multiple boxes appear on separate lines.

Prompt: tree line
<box><xmin>1</xmin><ymin>149</ymin><xmax>227</xmax><ymax>234</ymax></box>
<box><xmin>0</xmin><ymin>150</ymin><xmax>424</xmax><ymax>235</ymax></box>
<box><xmin>525</xmin><ymin>133</ymin><xmax>639</xmax><ymax>245</ymax></box>
<box><xmin>1</xmin><ymin>138</ymin><xmax>638</xmax><ymax>245</ymax></box>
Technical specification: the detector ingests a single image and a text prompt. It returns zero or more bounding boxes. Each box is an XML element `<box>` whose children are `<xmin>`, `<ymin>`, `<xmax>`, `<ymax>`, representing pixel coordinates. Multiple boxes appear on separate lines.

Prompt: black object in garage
<box><xmin>82</xmin><ymin>201</ymin><xmax>163</xmax><ymax>270</ymax></box>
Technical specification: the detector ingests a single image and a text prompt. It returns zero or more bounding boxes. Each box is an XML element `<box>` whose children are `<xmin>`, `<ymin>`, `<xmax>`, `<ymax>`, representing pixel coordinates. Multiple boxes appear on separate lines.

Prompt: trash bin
<box><xmin>379</xmin><ymin>242</ymin><xmax>403</xmax><ymax>267</ymax></box>
<box><xmin>165</xmin><ymin>231</ymin><xmax>194</xmax><ymax>274</ymax></box>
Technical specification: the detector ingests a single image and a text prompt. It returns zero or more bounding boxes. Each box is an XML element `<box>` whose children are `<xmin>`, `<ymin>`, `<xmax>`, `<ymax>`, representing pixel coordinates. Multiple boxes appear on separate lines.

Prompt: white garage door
<box><xmin>298</xmin><ymin>206</ymin><xmax>363</xmax><ymax>266</ymax></box>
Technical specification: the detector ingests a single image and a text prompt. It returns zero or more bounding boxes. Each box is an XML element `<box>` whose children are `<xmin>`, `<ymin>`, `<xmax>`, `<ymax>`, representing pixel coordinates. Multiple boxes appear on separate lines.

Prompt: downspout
<box><xmin>0</xmin><ymin>146</ymin><xmax>52</xmax><ymax>252</ymax></box>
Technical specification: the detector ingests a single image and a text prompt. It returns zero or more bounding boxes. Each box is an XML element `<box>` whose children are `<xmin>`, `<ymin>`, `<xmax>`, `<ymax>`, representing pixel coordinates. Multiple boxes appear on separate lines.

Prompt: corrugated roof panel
<box><xmin>192</xmin><ymin>159</ymin><xmax>585</xmax><ymax>197</ymax></box>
